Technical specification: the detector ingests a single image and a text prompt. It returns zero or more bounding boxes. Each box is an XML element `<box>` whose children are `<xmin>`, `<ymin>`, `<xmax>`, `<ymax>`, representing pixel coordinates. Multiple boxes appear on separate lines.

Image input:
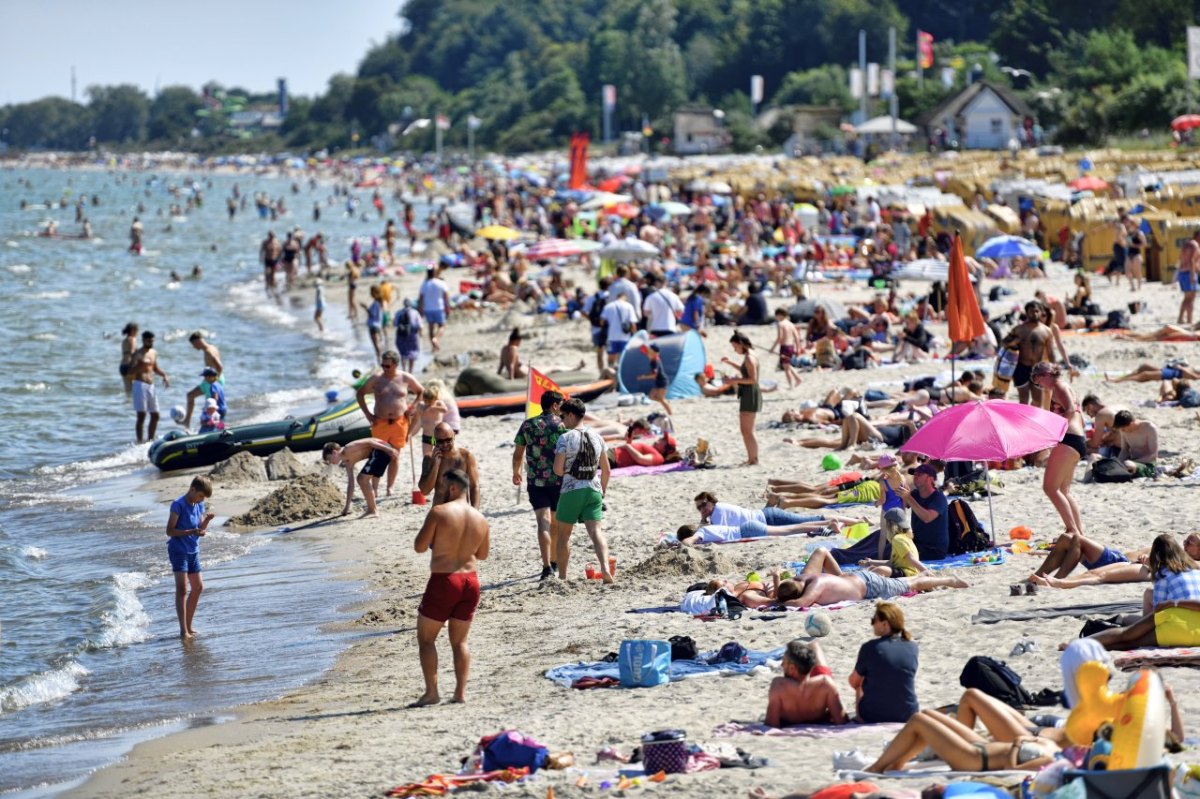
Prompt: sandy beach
<box><xmin>69</xmin><ymin>261</ymin><xmax>1200</xmax><ymax>798</ymax></box>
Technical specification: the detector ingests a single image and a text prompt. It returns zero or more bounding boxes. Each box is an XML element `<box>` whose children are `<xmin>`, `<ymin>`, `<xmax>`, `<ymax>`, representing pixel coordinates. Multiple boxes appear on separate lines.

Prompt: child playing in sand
<box><xmin>322</xmin><ymin>438</ymin><xmax>400</xmax><ymax>519</ymax></box>
<box><xmin>166</xmin><ymin>475</ymin><xmax>215</xmax><ymax>640</ymax></box>
<box><xmin>414</xmin><ymin>383</ymin><xmax>448</xmax><ymax>482</ymax></box>
<box><xmin>766</xmin><ymin>640</ymin><xmax>846</xmax><ymax>726</ymax></box>
<box><xmin>637</xmin><ymin>343</ymin><xmax>672</xmax><ymax>416</ymax></box>
<box><xmin>769</xmin><ymin>308</ymin><xmax>803</xmax><ymax>388</ymax></box>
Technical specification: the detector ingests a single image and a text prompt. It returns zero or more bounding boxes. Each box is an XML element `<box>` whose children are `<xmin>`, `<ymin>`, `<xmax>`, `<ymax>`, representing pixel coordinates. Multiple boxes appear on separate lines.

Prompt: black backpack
<box><xmin>395</xmin><ymin>308</ymin><xmax>414</xmax><ymax>339</ymax></box>
<box><xmin>1092</xmin><ymin>457</ymin><xmax>1133</xmax><ymax>483</ymax></box>
<box><xmin>567</xmin><ymin>430</ymin><xmax>599</xmax><ymax>481</ymax></box>
<box><xmin>1102</xmin><ymin>309</ymin><xmax>1129</xmax><ymax>330</ymax></box>
<box><xmin>588</xmin><ymin>291</ymin><xmax>608</xmax><ymax>329</ymax></box>
<box><xmin>947</xmin><ymin>498</ymin><xmax>990</xmax><ymax>555</ymax></box>
<box><xmin>668</xmin><ymin>635</ymin><xmax>699</xmax><ymax>661</ymax></box>
<box><xmin>960</xmin><ymin>655</ymin><xmax>1034</xmax><ymax>708</ymax></box>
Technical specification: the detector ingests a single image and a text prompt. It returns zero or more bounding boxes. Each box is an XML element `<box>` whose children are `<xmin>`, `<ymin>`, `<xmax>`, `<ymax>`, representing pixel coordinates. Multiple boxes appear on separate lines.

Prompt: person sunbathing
<box><xmin>766</xmin><ymin>477</ymin><xmax>883</xmax><ymax>510</ymax></box>
<box><xmin>675</xmin><ymin>516</ymin><xmax>850</xmax><ymax>546</ymax></box>
<box><xmin>1105</xmin><ymin>361</ymin><xmax>1200</xmax><ymax>383</ymax></box>
<box><xmin>863</xmin><ymin>696</ymin><xmax>1060</xmax><ymax>773</ymax></box>
<box><xmin>766</xmin><ymin>640</ymin><xmax>847</xmax><ymax>727</ymax></box>
<box><xmin>782</xmin><ymin>412</ymin><xmax>916</xmax><ymax>451</ymax></box>
<box><xmin>1028</xmin><ymin>531</ymin><xmax>1142</xmax><ymax>580</ymax></box>
<box><xmin>611</xmin><ymin>430</ymin><xmax>679</xmax><ymax>468</ymax></box>
<box><xmin>1117</xmin><ymin>324</ymin><xmax>1200</xmax><ymax>342</ymax></box>
<box><xmin>773</xmin><ymin>548</ymin><xmax>967</xmax><ymax>607</ymax></box>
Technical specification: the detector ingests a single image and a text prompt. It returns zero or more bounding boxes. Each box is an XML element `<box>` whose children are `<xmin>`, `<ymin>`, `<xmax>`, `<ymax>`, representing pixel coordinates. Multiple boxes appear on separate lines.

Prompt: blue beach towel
<box><xmin>545</xmin><ymin>647</ymin><xmax>785</xmax><ymax>688</ymax></box>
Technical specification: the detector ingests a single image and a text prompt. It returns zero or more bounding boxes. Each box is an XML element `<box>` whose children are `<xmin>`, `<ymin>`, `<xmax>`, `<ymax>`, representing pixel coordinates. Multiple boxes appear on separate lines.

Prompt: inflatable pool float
<box><xmin>148</xmin><ymin>398</ymin><xmax>370</xmax><ymax>471</ymax></box>
<box><xmin>452</xmin><ymin>368</ymin><xmax>613</xmax><ymax>417</ymax></box>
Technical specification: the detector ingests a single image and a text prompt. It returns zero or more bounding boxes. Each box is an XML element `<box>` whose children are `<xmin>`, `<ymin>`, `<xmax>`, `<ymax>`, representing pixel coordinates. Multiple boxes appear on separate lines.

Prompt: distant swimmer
<box><xmin>129</xmin><ymin>216</ymin><xmax>143</xmax><ymax>254</ymax></box>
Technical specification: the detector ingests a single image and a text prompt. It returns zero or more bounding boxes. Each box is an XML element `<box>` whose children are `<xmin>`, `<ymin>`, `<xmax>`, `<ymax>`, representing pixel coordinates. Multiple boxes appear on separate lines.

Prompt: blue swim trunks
<box><xmin>424</xmin><ymin>308</ymin><xmax>446</xmax><ymax>326</ymax></box>
<box><xmin>607</xmin><ymin>339</ymin><xmax>629</xmax><ymax>356</ymax></box>
<box><xmin>169</xmin><ymin>549</ymin><xmax>202</xmax><ymax>573</ymax></box>
<box><xmin>1083</xmin><ymin>546</ymin><xmax>1127</xmax><ymax>571</ymax></box>
<box><xmin>1162</xmin><ymin>367</ymin><xmax>1183</xmax><ymax>381</ymax></box>
<box><xmin>1179</xmin><ymin>271</ymin><xmax>1197</xmax><ymax>292</ymax></box>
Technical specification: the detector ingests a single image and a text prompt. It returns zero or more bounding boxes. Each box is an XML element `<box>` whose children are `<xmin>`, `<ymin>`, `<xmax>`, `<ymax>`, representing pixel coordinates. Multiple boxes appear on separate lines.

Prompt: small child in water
<box><xmin>314</xmin><ymin>278</ymin><xmax>326</xmax><ymax>332</ymax></box>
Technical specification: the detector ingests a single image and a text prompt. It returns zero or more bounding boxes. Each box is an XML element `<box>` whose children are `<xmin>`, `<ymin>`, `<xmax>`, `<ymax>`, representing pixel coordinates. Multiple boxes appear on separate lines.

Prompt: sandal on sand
<box><xmin>1010</xmin><ymin>583</ymin><xmax>1024</xmax><ymax>597</ymax></box>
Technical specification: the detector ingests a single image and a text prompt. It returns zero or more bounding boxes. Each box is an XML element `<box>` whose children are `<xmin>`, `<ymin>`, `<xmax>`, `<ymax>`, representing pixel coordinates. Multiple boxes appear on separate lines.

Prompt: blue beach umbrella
<box><xmin>975</xmin><ymin>235</ymin><xmax>1042</xmax><ymax>260</ymax></box>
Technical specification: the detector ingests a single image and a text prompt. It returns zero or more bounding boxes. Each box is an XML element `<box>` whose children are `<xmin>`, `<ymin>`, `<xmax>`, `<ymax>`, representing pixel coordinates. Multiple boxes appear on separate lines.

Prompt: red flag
<box><xmin>947</xmin><ymin>234</ymin><xmax>986</xmax><ymax>344</ymax></box>
<box><xmin>436</xmin><ymin>115</ymin><xmax>450</xmax><ymax>131</ymax></box>
<box><xmin>526</xmin><ymin>367</ymin><xmax>566</xmax><ymax>418</ymax></box>
<box><xmin>568</xmin><ymin>133</ymin><xmax>589</xmax><ymax>190</ymax></box>
<box><xmin>918</xmin><ymin>31</ymin><xmax>934</xmax><ymax>70</ymax></box>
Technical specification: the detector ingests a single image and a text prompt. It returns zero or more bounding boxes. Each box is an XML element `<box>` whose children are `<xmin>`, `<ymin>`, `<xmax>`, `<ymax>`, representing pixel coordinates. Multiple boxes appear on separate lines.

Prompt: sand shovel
<box><xmin>409</xmin><ymin>437</ymin><xmax>426</xmax><ymax>505</ymax></box>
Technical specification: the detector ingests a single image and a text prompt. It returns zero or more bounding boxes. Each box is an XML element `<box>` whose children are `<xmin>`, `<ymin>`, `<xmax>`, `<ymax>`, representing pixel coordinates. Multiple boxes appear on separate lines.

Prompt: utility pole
<box><xmin>917</xmin><ymin>30</ymin><xmax>924</xmax><ymax>91</ymax></box>
<box><xmin>858</xmin><ymin>30</ymin><xmax>868</xmax><ymax>123</ymax></box>
<box><xmin>71</xmin><ymin>65</ymin><xmax>76</xmax><ymax>103</ymax></box>
<box><xmin>889</xmin><ymin>27</ymin><xmax>898</xmax><ymax>151</ymax></box>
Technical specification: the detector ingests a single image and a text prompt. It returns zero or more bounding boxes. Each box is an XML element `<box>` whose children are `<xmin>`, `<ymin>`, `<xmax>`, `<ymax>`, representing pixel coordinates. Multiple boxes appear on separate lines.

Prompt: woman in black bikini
<box><xmin>1125</xmin><ymin>216</ymin><xmax>1145</xmax><ymax>293</ymax></box>
<box><xmin>1033</xmin><ymin>362</ymin><xmax>1087</xmax><ymax>536</ymax></box>
<box><xmin>723</xmin><ymin>331</ymin><xmax>761</xmax><ymax>465</ymax></box>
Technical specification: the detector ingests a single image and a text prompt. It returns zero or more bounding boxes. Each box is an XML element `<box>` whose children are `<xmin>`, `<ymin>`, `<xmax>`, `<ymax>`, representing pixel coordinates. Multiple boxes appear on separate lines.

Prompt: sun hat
<box><xmin>877</xmin><ymin>454</ymin><xmax>898</xmax><ymax>468</ymax></box>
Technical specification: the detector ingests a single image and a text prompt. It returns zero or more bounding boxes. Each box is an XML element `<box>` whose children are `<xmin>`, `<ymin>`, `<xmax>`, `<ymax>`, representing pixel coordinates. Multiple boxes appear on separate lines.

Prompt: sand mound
<box><xmin>209</xmin><ymin>451</ymin><xmax>268</xmax><ymax>484</ymax></box>
<box><xmin>626</xmin><ymin>546</ymin><xmax>738</xmax><ymax>579</ymax></box>
<box><xmin>230</xmin><ymin>474</ymin><xmax>343</xmax><ymax>528</ymax></box>
<box><xmin>265</xmin><ymin>448</ymin><xmax>306</xmax><ymax>481</ymax></box>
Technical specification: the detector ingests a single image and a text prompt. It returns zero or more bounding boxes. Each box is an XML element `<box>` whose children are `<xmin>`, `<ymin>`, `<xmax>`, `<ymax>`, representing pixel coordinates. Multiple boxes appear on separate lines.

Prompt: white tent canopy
<box><xmin>855</xmin><ymin>116</ymin><xmax>918</xmax><ymax>135</ymax></box>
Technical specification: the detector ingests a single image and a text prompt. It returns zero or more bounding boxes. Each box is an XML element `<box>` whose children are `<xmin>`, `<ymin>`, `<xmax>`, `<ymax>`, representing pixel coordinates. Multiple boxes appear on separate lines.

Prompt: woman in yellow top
<box><xmin>858</xmin><ymin>507</ymin><xmax>928</xmax><ymax>578</ymax></box>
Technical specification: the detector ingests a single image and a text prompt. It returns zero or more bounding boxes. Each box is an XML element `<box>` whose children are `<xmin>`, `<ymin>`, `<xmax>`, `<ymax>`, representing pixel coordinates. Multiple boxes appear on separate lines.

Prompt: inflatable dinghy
<box><xmin>148</xmin><ymin>398</ymin><xmax>370</xmax><ymax>471</ymax></box>
<box><xmin>452</xmin><ymin>367</ymin><xmax>613</xmax><ymax>417</ymax></box>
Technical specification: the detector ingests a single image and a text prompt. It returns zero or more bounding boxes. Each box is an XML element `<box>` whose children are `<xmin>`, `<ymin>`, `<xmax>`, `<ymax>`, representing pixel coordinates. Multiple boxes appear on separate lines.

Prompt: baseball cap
<box><xmin>877</xmin><ymin>454</ymin><xmax>898</xmax><ymax>469</ymax></box>
<box><xmin>200</xmin><ymin>367</ymin><xmax>219</xmax><ymax>377</ymax></box>
<box><xmin>908</xmin><ymin>463</ymin><xmax>937</xmax><ymax>479</ymax></box>
<box><xmin>883</xmin><ymin>507</ymin><xmax>911</xmax><ymax>529</ymax></box>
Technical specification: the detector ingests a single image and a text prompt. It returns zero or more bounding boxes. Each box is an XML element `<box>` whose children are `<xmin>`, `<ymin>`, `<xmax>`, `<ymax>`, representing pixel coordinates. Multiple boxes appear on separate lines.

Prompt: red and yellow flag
<box><xmin>526</xmin><ymin>367</ymin><xmax>565</xmax><ymax>418</ymax></box>
<box><xmin>918</xmin><ymin>31</ymin><xmax>935</xmax><ymax>70</ymax></box>
<box><xmin>568</xmin><ymin>133</ymin><xmax>589</xmax><ymax>190</ymax></box>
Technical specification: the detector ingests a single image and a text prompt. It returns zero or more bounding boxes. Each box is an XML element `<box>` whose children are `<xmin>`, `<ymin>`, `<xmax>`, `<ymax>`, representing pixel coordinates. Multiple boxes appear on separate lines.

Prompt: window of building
<box><xmin>990</xmin><ymin>119</ymin><xmax>1002</xmax><ymax>135</ymax></box>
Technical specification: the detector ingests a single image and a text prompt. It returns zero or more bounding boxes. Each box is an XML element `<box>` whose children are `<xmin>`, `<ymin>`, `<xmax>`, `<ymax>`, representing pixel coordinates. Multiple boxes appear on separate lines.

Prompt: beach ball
<box><xmin>821</xmin><ymin>454</ymin><xmax>842</xmax><ymax>471</ymax></box>
<box><xmin>805</xmin><ymin>611</ymin><xmax>832</xmax><ymax>638</ymax></box>
<box><xmin>170</xmin><ymin>406</ymin><xmax>185</xmax><ymax>423</ymax></box>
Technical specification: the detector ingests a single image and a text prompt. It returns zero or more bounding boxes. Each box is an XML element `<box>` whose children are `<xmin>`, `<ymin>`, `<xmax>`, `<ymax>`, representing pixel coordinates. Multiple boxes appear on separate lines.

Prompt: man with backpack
<box><xmin>897</xmin><ymin>463</ymin><xmax>948</xmax><ymax>560</ymax></box>
<box><xmin>552</xmin><ymin>398</ymin><xmax>612</xmax><ymax>582</ymax></box>
<box><xmin>583</xmin><ymin>279</ymin><xmax>611</xmax><ymax>372</ymax></box>
<box><xmin>394</xmin><ymin>298</ymin><xmax>423</xmax><ymax>373</ymax></box>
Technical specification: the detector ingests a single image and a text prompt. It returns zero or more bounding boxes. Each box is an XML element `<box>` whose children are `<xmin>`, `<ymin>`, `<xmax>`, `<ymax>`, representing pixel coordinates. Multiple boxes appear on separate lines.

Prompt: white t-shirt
<box><xmin>643</xmin><ymin>288</ymin><xmax>684</xmax><ymax>333</ymax></box>
<box><xmin>600</xmin><ymin>300</ymin><xmax>637</xmax><ymax>344</ymax></box>
<box><xmin>693</xmin><ymin>525</ymin><xmax>743</xmax><ymax>544</ymax></box>
<box><xmin>419</xmin><ymin>278</ymin><xmax>449</xmax><ymax>313</ymax></box>
<box><xmin>609</xmin><ymin>278</ymin><xmax>642</xmax><ymax>320</ymax></box>
<box><xmin>554</xmin><ymin>426</ymin><xmax>606</xmax><ymax>494</ymax></box>
<box><xmin>709</xmin><ymin>502</ymin><xmax>765</xmax><ymax>527</ymax></box>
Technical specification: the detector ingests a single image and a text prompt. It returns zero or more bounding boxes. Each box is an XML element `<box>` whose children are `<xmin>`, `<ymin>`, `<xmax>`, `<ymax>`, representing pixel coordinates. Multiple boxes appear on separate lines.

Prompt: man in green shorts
<box><xmin>552</xmin><ymin>398</ymin><xmax>612</xmax><ymax>582</ymax></box>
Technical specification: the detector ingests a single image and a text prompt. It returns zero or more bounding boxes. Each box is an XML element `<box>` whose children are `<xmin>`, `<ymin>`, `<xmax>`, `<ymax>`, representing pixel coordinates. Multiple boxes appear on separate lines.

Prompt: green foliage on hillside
<box><xmin>2</xmin><ymin>1</ymin><xmax>1198</xmax><ymax>152</ymax></box>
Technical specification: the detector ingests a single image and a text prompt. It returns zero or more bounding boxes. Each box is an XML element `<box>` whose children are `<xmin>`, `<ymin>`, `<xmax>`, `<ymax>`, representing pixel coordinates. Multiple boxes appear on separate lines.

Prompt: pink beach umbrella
<box><xmin>899</xmin><ymin>400</ymin><xmax>1067</xmax><ymax>544</ymax></box>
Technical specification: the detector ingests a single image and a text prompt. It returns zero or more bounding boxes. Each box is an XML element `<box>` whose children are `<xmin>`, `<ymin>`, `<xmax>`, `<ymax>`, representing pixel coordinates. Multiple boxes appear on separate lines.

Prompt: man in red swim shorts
<box><xmin>412</xmin><ymin>468</ymin><xmax>490</xmax><ymax>707</ymax></box>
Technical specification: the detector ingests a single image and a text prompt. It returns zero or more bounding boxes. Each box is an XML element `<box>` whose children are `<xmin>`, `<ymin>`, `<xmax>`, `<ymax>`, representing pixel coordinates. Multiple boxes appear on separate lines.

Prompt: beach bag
<box><xmin>959</xmin><ymin>655</ymin><xmax>1035</xmax><ymax>708</ymax></box>
<box><xmin>1092</xmin><ymin>457</ymin><xmax>1133</xmax><ymax>484</ymax></box>
<box><xmin>707</xmin><ymin>641</ymin><xmax>749</xmax><ymax>665</ymax></box>
<box><xmin>618</xmin><ymin>640</ymin><xmax>671</xmax><ymax>688</ymax></box>
<box><xmin>668</xmin><ymin>635</ymin><xmax>699</xmax><ymax>661</ymax></box>
<box><xmin>481</xmin><ymin>730</ymin><xmax>550</xmax><ymax>773</ymax></box>
<box><xmin>947</xmin><ymin>499</ymin><xmax>990</xmax><ymax>555</ymax></box>
<box><xmin>1102</xmin><ymin>310</ymin><xmax>1129</xmax><ymax>330</ymax></box>
<box><xmin>995</xmin><ymin>348</ymin><xmax>1019</xmax><ymax>380</ymax></box>
<box><xmin>640</xmin><ymin>729</ymin><xmax>689</xmax><ymax>774</ymax></box>
<box><xmin>567</xmin><ymin>430</ymin><xmax>600</xmax><ymax>481</ymax></box>
<box><xmin>1062</xmin><ymin>765</ymin><xmax>1172</xmax><ymax>799</ymax></box>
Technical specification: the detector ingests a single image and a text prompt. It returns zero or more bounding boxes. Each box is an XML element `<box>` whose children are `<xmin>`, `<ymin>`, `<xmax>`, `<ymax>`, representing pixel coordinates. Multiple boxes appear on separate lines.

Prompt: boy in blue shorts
<box><xmin>167</xmin><ymin>475</ymin><xmax>215</xmax><ymax>640</ymax></box>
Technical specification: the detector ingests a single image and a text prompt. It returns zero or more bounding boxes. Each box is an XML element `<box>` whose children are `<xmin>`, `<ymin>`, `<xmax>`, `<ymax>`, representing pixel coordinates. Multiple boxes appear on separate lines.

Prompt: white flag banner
<box><xmin>867</xmin><ymin>63</ymin><xmax>880</xmax><ymax>97</ymax></box>
<box><xmin>849</xmin><ymin>68</ymin><xmax>863</xmax><ymax>99</ymax></box>
<box><xmin>1189</xmin><ymin>26</ymin><xmax>1200</xmax><ymax>80</ymax></box>
<box><xmin>750</xmin><ymin>75</ymin><xmax>763</xmax><ymax>104</ymax></box>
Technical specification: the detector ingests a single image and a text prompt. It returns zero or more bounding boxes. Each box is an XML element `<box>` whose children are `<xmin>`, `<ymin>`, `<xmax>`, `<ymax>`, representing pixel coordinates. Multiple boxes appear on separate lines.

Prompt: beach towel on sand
<box><xmin>971</xmin><ymin>602</ymin><xmax>1142</xmax><ymax>625</ymax></box>
<box><xmin>545</xmin><ymin>647</ymin><xmax>785</xmax><ymax>687</ymax></box>
<box><xmin>713</xmin><ymin>721</ymin><xmax>903</xmax><ymax>739</ymax></box>
<box><xmin>1113</xmin><ymin>646</ymin><xmax>1200</xmax><ymax>671</ymax></box>
<box><xmin>610</xmin><ymin>461</ymin><xmax>694</xmax><ymax>478</ymax></box>
<box><xmin>836</xmin><ymin>763</ymin><xmax>1028</xmax><ymax>781</ymax></box>
<box><xmin>789</xmin><ymin>550</ymin><xmax>1006</xmax><ymax>575</ymax></box>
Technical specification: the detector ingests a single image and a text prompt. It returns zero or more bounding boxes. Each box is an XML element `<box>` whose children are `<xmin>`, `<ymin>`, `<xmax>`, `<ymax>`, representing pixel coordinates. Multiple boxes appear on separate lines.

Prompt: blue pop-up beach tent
<box><xmin>617</xmin><ymin>330</ymin><xmax>707</xmax><ymax>400</ymax></box>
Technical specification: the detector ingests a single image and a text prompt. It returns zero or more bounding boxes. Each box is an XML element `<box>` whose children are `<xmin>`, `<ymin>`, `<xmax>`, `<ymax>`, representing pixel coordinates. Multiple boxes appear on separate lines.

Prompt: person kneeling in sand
<box><xmin>766</xmin><ymin>640</ymin><xmax>847</xmax><ymax>727</ymax></box>
<box><xmin>412</xmin><ymin>468</ymin><xmax>489</xmax><ymax>707</ymax></box>
<box><xmin>323</xmin><ymin>439</ymin><xmax>399</xmax><ymax>518</ymax></box>
<box><xmin>775</xmin><ymin>547</ymin><xmax>967</xmax><ymax>607</ymax></box>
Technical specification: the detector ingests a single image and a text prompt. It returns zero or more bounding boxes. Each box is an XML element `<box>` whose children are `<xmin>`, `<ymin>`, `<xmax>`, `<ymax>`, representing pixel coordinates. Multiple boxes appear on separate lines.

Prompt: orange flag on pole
<box><xmin>946</xmin><ymin>233</ymin><xmax>986</xmax><ymax>344</ymax></box>
<box><xmin>526</xmin><ymin>367</ymin><xmax>565</xmax><ymax>418</ymax></box>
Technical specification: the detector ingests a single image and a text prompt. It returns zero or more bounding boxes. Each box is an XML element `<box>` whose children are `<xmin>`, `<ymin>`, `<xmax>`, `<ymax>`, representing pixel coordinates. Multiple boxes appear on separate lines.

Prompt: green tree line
<box><xmin>3</xmin><ymin>0</ymin><xmax>1199</xmax><ymax>153</ymax></box>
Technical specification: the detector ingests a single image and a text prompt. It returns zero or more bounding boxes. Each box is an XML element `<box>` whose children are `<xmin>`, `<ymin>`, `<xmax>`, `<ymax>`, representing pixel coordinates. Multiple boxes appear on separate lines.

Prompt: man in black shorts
<box><xmin>1001</xmin><ymin>301</ymin><xmax>1052</xmax><ymax>405</ymax></box>
<box><xmin>512</xmin><ymin>391</ymin><xmax>566</xmax><ymax>580</ymax></box>
<box><xmin>323</xmin><ymin>438</ymin><xmax>399</xmax><ymax>519</ymax></box>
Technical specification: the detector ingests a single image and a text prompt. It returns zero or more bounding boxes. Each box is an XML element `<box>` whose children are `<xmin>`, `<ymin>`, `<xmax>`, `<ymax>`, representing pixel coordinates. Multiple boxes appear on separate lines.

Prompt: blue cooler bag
<box><xmin>619</xmin><ymin>640</ymin><xmax>671</xmax><ymax>687</ymax></box>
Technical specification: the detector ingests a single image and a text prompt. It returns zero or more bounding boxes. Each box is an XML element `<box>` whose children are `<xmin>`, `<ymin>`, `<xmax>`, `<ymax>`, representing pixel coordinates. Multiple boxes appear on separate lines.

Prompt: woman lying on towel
<box><xmin>864</xmin><ymin>689</ymin><xmax>1061</xmax><ymax>773</ymax></box>
<box><xmin>676</xmin><ymin>515</ymin><xmax>859</xmax><ymax>546</ymax></box>
<box><xmin>609</xmin><ymin>429</ymin><xmax>680</xmax><ymax>468</ymax></box>
<box><xmin>1066</xmin><ymin>534</ymin><xmax>1200</xmax><ymax>651</ymax></box>
<box><xmin>782</xmin><ymin>412</ymin><xmax>917</xmax><ymax>452</ymax></box>
<box><xmin>1029</xmin><ymin>532</ymin><xmax>1200</xmax><ymax>589</ymax></box>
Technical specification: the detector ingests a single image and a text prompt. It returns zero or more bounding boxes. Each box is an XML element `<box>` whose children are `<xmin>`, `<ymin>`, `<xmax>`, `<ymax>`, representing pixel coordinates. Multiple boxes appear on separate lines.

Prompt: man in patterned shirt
<box><xmin>512</xmin><ymin>390</ymin><xmax>566</xmax><ymax>580</ymax></box>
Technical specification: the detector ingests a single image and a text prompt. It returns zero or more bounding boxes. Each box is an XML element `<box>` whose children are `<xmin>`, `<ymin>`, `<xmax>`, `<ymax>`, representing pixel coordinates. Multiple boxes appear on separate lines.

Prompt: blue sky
<box><xmin>0</xmin><ymin>0</ymin><xmax>404</xmax><ymax>105</ymax></box>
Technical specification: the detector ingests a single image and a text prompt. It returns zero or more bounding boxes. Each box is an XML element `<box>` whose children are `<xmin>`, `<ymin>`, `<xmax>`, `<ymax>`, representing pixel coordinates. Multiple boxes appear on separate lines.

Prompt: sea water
<box><xmin>0</xmin><ymin>165</ymin><xmax>427</xmax><ymax>795</ymax></box>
